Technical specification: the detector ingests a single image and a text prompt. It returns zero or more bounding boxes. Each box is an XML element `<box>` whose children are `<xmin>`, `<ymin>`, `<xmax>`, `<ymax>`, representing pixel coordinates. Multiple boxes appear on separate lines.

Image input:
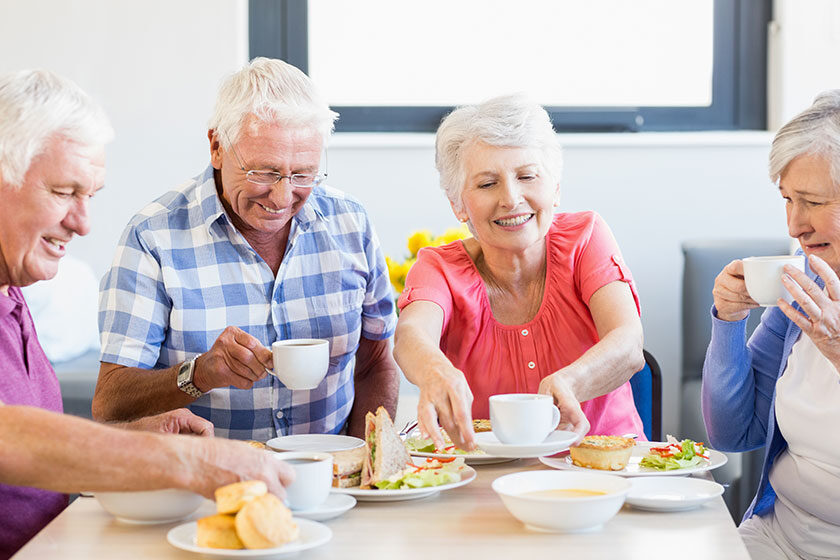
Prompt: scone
<box><xmin>472</xmin><ymin>419</ymin><xmax>492</xmax><ymax>433</ymax></box>
<box><xmin>244</xmin><ymin>440</ymin><xmax>266</xmax><ymax>449</ymax></box>
<box><xmin>197</xmin><ymin>514</ymin><xmax>244</xmax><ymax>549</ymax></box>
<box><xmin>569</xmin><ymin>435</ymin><xmax>635</xmax><ymax>471</ymax></box>
<box><xmin>235</xmin><ymin>494</ymin><xmax>299</xmax><ymax>549</ymax></box>
<box><xmin>215</xmin><ymin>480</ymin><xmax>268</xmax><ymax>514</ymax></box>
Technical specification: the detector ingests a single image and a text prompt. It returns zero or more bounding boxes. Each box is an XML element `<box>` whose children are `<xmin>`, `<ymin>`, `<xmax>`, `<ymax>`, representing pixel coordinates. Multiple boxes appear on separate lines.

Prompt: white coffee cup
<box><xmin>269</xmin><ymin>339</ymin><xmax>329</xmax><ymax>390</ymax></box>
<box><xmin>742</xmin><ymin>255</ymin><xmax>805</xmax><ymax>307</ymax></box>
<box><xmin>272</xmin><ymin>451</ymin><xmax>333</xmax><ymax>511</ymax></box>
<box><xmin>489</xmin><ymin>393</ymin><xmax>561</xmax><ymax>445</ymax></box>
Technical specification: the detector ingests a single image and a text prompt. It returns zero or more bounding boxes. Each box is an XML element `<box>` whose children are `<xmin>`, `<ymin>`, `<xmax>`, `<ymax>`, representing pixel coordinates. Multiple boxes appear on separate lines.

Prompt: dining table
<box><xmin>14</xmin><ymin>458</ymin><xmax>751</xmax><ymax>559</ymax></box>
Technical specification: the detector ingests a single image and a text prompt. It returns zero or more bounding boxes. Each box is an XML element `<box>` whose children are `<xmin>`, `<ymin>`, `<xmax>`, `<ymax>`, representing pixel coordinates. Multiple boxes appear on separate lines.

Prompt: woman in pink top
<box><xmin>394</xmin><ymin>95</ymin><xmax>645</xmax><ymax>451</ymax></box>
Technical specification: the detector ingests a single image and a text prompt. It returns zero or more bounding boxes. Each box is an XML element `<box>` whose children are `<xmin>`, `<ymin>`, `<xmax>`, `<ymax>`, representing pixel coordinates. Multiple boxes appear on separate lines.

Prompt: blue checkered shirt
<box><xmin>99</xmin><ymin>165</ymin><xmax>397</xmax><ymax>440</ymax></box>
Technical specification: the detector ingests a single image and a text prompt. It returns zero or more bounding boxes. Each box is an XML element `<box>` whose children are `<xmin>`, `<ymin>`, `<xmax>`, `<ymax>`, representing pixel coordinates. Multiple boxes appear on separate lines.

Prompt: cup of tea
<box><xmin>271</xmin><ymin>451</ymin><xmax>333</xmax><ymax>511</ymax></box>
<box><xmin>489</xmin><ymin>393</ymin><xmax>561</xmax><ymax>445</ymax></box>
<box><xmin>742</xmin><ymin>255</ymin><xmax>805</xmax><ymax>307</ymax></box>
<box><xmin>269</xmin><ymin>339</ymin><xmax>329</xmax><ymax>390</ymax></box>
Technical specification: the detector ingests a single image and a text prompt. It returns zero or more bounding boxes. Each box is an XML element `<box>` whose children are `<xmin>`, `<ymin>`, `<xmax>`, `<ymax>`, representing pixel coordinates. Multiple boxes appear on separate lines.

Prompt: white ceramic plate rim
<box><xmin>407</xmin><ymin>449</ymin><xmax>517</xmax><ymax>465</ymax></box>
<box><xmin>625</xmin><ymin>477</ymin><xmax>724</xmax><ymax>510</ymax></box>
<box><xmin>331</xmin><ymin>460</ymin><xmax>477</xmax><ymax>500</ymax></box>
<box><xmin>166</xmin><ymin>518</ymin><xmax>331</xmax><ymax>557</ymax></box>
<box><xmin>265</xmin><ymin>434</ymin><xmax>364</xmax><ymax>453</ymax></box>
<box><xmin>292</xmin><ymin>493</ymin><xmax>356</xmax><ymax>521</ymax></box>
<box><xmin>474</xmin><ymin>430</ymin><xmax>578</xmax><ymax>458</ymax></box>
<box><xmin>539</xmin><ymin>441</ymin><xmax>728</xmax><ymax>477</ymax></box>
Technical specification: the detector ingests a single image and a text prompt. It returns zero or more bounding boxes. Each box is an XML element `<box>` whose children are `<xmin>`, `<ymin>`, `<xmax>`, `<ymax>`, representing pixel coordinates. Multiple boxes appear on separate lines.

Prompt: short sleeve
<box><xmin>575</xmin><ymin>213</ymin><xmax>641</xmax><ymax>315</ymax></box>
<box><xmin>397</xmin><ymin>247</ymin><xmax>456</xmax><ymax>329</ymax></box>
<box><xmin>98</xmin><ymin>223</ymin><xmax>171</xmax><ymax>368</ymax></box>
<box><xmin>359</xmin><ymin>216</ymin><xmax>397</xmax><ymax>340</ymax></box>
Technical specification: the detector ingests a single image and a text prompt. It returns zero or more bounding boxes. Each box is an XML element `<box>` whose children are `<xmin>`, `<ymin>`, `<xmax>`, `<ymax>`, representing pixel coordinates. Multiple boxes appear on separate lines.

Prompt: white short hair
<box><xmin>208</xmin><ymin>57</ymin><xmax>339</xmax><ymax>148</ymax></box>
<box><xmin>769</xmin><ymin>90</ymin><xmax>840</xmax><ymax>185</ymax></box>
<box><xmin>435</xmin><ymin>93</ymin><xmax>563</xmax><ymax>213</ymax></box>
<box><xmin>0</xmin><ymin>69</ymin><xmax>113</xmax><ymax>187</ymax></box>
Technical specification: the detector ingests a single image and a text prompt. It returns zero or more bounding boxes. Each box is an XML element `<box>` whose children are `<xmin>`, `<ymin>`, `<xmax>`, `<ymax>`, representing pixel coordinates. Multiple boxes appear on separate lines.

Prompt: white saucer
<box><xmin>293</xmin><ymin>493</ymin><xmax>356</xmax><ymax>521</ymax></box>
<box><xmin>266</xmin><ymin>434</ymin><xmax>364</xmax><ymax>453</ymax></box>
<box><xmin>625</xmin><ymin>477</ymin><xmax>724</xmax><ymax>512</ymax></box>
<box><xmin>474</xmin><ymin>430</ymin><xmax>577</xmax><ymax>458</ymax></box>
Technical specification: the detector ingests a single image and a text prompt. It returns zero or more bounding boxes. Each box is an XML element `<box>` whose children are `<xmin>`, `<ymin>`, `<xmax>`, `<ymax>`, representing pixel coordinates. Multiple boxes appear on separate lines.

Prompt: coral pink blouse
<box><xmin>398</xmin><ymin>212</ymin><xmax>645</xmax><ymax>437</ymax></box>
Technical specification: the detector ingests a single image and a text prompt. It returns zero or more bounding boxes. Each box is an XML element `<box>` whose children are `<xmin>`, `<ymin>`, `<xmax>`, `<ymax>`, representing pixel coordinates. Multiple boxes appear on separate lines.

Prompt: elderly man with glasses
<box><xmin>93</xmin><ymin>58</ymin><xmax>398</xmax><ymax>441</ymax></box>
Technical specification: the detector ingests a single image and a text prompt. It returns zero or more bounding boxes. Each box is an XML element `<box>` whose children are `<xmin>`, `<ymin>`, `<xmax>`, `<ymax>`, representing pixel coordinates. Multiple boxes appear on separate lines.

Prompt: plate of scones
<box><xmin>167</xmin><ymin>480</ymin><xmax>331</xmax><ymax>558</ymax></box>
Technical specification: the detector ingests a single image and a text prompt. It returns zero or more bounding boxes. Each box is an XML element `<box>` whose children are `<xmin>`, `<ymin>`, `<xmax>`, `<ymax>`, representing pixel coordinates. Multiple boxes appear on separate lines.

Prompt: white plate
<box><xmin>293</xmin><ymin>493</ymin><xmax>356</xmax><ymax>521</ymax></box>
<box><xmin>626</xmin><ymin>477</ymin><xmax>725</xmax><ymax>511</ymax></box>
<box><xmin>473</xmin><ymin>430</ymin><xmax>578</xmax><ymax>458</ymax></box>
<box><xmin>265</xmin><ymin>434</ymin><xmax>364</xmax><ymax>453</ymax></box>
<box><xmin>539</xmin><ymin>441</ymin><xmax>729</xmax><ymax>477</ymax></box>
<box><xmin>409</xmin><ymin>450</ymin><xmax>517</xmax><ymax>466</ymax></box>
<box><xmin>166</xmin><ymin>518</ymin><xmax>331</xmax><ymax>559</ymax></box>
<box><xmin>331</xmin><ymin>460</ymin><xmax>477</xmax><ymax>502</ymax></box>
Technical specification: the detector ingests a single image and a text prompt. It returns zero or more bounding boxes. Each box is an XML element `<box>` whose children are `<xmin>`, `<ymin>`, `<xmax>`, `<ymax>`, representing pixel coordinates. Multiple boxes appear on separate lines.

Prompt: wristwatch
<box><xmin>177</xmin><ymin>354</ymin><xmax>204</xmax><ymax>399</ymax></box>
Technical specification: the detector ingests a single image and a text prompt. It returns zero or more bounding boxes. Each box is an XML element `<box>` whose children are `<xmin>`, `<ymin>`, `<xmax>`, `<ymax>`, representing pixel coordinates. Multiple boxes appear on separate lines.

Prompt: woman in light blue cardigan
<box><xmin>703</xmin><ymin>91</ymin><xmax>840</xmax><ymax>559</ymax></box>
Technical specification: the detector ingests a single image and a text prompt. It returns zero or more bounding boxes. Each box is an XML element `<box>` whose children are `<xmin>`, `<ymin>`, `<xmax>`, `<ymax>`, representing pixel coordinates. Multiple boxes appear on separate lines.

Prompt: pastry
<box><xmin>196</xmin><ymin>514</ymin><xmax>244</xmax><ymax>549</ymax></box>
<box><xmin>235</xmin><ymin>494</ymin><xmax>299</xmax><ymax>549</ymax></box>
<box><xmin>569</xmin><ymin>435</ymin><xmax>635</xmax><ymax>471</ymax></box>
<box><xmin>215</xmin><ymin>480</ymin><xmax>267</xmax><ymax>514</ymax></box>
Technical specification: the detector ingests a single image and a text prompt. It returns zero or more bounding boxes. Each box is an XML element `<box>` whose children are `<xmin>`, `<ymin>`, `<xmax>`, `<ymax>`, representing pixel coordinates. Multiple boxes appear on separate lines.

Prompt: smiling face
<box><xmin>780</xmin><ymin>153</ymin><xmax>840</xmax><ymax>274</ymax></box>
<box><xmin>0</xmin><ymin>135</ymin><xmax>105</xmax><ymax>291</ymax></box>
<box><xmin>455</xmin><ymin>141</ymin><xmax>559</xmax><ymax>255</ymax></box>
<box><xmin>210</xmin><ymin>117</ymin><xmax>323</xmax><ymax>241</ymax></box>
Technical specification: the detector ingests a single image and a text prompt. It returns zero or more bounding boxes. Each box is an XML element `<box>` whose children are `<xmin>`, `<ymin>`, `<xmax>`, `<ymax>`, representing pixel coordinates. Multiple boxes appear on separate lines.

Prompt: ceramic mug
<box><xmin>489</xmin><ymin>393</ymin><xmax>561</xmax><ymax>445</ymax></box>
<box><xmin>268</xmin><ymin>339</ymin><xmax>329</xmax><ymax>390</ymax></box>
<box><xmin>271</xmin><ymin>451</ymin><xmax>333</xmax><ymax>511</ymax></box>
<box><xmin>742</xmin><ymin>255</ymin><xmax>805</xmax><ymax>307</ymax></box>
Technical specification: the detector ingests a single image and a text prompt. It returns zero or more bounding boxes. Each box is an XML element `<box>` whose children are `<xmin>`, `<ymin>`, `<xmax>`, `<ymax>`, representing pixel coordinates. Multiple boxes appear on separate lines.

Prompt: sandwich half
<box><xmin>331</xmin><ymin>447</ymin><xmax>366</xmax><ymax>488</ymax></box>
<box><xmin>360</xmin><ymin>406</ymin><xmax>412</xmax><ymax>489</ymax></box>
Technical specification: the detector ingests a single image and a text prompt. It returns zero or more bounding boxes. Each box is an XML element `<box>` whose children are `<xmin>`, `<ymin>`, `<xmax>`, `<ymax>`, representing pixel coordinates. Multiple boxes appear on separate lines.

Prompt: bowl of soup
<box><xmin>491</xmin><ymin>471</ymin><xmax>631</xmax><ymax>532</ymax></box>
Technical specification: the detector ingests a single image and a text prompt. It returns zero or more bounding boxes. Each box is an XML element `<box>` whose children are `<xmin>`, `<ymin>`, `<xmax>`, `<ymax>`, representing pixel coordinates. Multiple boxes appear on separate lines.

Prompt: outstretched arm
<box><xmin>0</xmin><ymin>404</ymin><xmax>294</xmax><ymax>499</ymax></box>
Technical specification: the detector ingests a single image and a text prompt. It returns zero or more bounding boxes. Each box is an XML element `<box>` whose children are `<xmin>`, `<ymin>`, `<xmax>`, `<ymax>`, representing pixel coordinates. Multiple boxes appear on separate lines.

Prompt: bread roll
<box><xmin>569</xmin><ymin>435</ymin><xmax>635</xmax><ymax>471</ymax></box>
<box><xmin>215</xmin><ymin>480</ymin><xmax>268</xmax><ymax>514</ymax></box>
<box><xmin>235</xmin><ymin>494</ymin><xmax>299</xmax><ymax>549</ymax></box>
<box><xmin>196</xmin><ymin>514</ymin><xmax>244</xmax><ymax>549</ymax></box>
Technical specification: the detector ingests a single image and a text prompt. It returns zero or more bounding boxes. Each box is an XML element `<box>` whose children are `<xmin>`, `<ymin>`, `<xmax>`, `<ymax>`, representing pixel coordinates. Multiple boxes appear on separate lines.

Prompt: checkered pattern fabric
<box><xmin>99</xmin><ymin>165</ymin><xmax>396</xmax><ymax>440</ymax></box>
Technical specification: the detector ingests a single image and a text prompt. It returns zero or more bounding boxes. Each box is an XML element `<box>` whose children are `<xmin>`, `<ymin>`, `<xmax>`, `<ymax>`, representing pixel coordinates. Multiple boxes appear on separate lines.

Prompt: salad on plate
<box><xmin>639</xmin><ymin>435</ymin><xmax>709</xmax><ymax>471</ymax></box>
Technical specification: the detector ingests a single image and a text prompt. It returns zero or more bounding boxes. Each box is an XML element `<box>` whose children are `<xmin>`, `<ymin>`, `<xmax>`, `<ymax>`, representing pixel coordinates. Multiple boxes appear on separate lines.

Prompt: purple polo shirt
<box><xmin>0</xmin><ymin>286</ymin><xmax>68</xmax><ymax>560</ymax></box>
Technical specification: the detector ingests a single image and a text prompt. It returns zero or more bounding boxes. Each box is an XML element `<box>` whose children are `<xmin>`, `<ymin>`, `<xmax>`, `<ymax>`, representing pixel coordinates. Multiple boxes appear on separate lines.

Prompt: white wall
<box><xmin>0</xmin><ymin>0</ymin><xmax>249</xmax><ymax>275</ymax></box>
<box><xmin>0</xmin><ymin>1</ymin><xmax>825</xmax><ymax>436</ymax></box>
<box><xmin>768</xmin><ymin>0</ymin><xmax>840</xmax><ymax>129</ymax></box>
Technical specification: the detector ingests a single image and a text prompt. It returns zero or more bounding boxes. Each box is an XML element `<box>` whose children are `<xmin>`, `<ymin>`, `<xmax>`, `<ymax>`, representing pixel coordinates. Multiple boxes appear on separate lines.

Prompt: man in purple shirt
<box><xmin>0</xmin><ymin>70</ymin><xmax>294</xmax><ymax>559</ymax></box>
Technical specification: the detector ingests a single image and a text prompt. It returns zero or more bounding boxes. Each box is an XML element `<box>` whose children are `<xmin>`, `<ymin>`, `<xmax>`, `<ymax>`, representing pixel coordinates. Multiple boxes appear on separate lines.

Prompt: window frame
<box><xmin>249</xmin><ymin>0</ymin><xmax>771</xmax><ymax>132</ymax></box>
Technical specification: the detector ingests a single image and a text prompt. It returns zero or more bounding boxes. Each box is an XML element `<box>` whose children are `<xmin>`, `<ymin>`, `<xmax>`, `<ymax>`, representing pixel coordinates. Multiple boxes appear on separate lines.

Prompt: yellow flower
<box><xmin>407</xmin><ymin>230</ymin><xmax>434</xmax><ymax>257</ymax></box>
<box><xmin>439</xmin><ymin>224</ymin><xmax>471</xmax><ymax>245</ymax></box>
<box><xmin>387</xmin><ymin>225</ymin><xmax>470</xmax><ymax>295</ymax></box>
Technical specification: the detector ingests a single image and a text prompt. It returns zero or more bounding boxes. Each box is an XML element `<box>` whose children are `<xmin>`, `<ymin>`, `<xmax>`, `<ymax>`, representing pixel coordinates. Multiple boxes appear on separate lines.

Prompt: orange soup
<box><xmin>523</xmin><ymin>489</ymin><xmax>607</xmax><ymax>498</ymax></box>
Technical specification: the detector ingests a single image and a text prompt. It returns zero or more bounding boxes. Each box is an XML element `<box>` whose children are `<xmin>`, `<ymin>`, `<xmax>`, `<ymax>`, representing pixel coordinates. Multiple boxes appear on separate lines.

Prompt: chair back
<box><xmin>629</xmin><ymin>349</ymin><xmax>662</xmax><ymax>441</ymax></box>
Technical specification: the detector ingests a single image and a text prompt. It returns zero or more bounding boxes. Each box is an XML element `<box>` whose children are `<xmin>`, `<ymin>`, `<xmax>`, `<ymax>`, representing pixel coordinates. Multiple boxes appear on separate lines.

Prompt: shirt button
<box><xmin>521</xmin><ymin>329</ymin><xmax>529</xmax><ymax>336</ymax></box>
<box><xmin>276</xmin><ymin>410</ymin><xmax>284</xmax><ymax>419</ymax></box>
<box><xmin>527</xmin><ymin>361</ymin><xmax>536</xmax><ymax>369</ymax></box>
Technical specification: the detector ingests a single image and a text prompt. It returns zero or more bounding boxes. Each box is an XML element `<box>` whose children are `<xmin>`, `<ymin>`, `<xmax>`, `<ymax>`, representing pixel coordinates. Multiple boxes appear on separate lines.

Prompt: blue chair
<box><xmin>629</xmin><ymin>349</ymin><xmax>662</xmax><ymax>441</ymax></box>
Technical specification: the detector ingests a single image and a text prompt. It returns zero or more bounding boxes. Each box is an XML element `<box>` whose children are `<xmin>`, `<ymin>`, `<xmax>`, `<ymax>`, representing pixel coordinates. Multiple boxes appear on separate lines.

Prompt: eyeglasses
<box><xmin>223</xmin><ymin>132</ymin><xmax>327</xmax><ymax>188</ymax></box>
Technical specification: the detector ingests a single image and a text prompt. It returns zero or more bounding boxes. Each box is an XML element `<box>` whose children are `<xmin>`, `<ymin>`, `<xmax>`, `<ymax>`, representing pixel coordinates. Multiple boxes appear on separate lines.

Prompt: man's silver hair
<box><xmin>435</xmin><ymin>93</ymin><xmax>563</xmax><ymax>213</ymax></box>
<box><xmin>0</xmin><ymin>69</ymin><xmax>113</xmax><ymax>187</ymax></box>
<box><xmin>770</xmin><ymin>89</ymin><xmax>840</xmax><ymax>185</ymax></box>
<box><xmin>208</xmin><ymin>57</ymin><xmax>339</xmax><ymax>148</ymax></box>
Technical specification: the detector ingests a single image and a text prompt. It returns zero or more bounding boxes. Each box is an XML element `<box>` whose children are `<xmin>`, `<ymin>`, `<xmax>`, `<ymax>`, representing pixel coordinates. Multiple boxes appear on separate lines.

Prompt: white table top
<box><xmin>14</xmin><ymin>459</ymin><xmax>751</xmax><ymax>559</ymax></box>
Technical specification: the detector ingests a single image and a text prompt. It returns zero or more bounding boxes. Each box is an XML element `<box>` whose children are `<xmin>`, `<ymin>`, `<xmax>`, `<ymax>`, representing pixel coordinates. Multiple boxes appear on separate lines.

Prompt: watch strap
<box><xmin>177</xmin><ymin>354</ymin><xmax>204</xmax><ymax>399</ymax></box>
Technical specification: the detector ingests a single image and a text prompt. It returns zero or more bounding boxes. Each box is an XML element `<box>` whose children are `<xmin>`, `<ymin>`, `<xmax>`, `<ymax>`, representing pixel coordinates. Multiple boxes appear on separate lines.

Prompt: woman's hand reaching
<box><xmin>538</xmin><ymin>372</ymin><xmax>590</xmax><ymax>443</ymax></box>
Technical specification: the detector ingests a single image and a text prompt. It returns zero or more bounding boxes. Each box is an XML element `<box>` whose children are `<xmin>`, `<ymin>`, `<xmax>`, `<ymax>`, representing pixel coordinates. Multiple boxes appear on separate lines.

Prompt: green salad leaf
<box><xmin>374</xmin><ymin>458</ymin><xmax>466</xmax><ymax>490</ymax></box>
